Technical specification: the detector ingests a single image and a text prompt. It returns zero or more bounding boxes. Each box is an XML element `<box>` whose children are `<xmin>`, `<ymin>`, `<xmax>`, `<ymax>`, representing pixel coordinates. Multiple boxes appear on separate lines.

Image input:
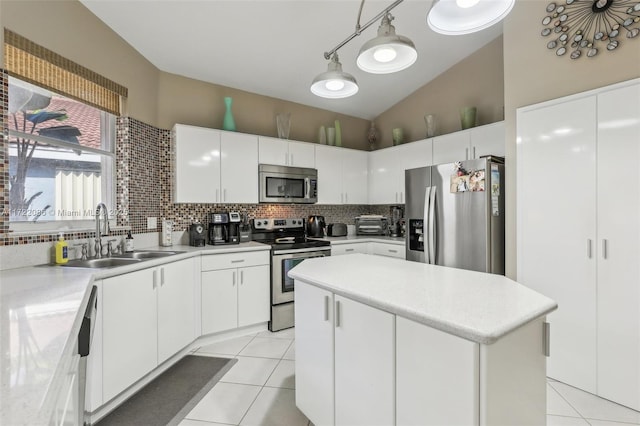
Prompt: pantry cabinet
<box><xmin>315</xmin><ymin>145</ymin><xmax>368</xmax><ymax>204</ymax></box>
<box><xmin>517</xmin><ymin>79</ymin><xmax>640</xmax><ymax>410</ymax></box>
<box><xmin>432</xmin><ymin>122</ymin><xmax>504</xmax><ymax>165</ymax></box>
<box><xmin>201</xmin><ymin>250</ymin><xmax>270</xmax><ymax>335</ymax></box>
<box><xmin>258</xmin><ymin>136</ymin><xmax>315</xmax><ymax>168</ymax></box>
<box><xmin>368</xmin><ymin>139</ymin><xmax>433</xmax><ymax>204</ymax></box>
<box><xmin>102</xmin><ymin>258</ymin><xmax>196</xmax><ymax>402</ymax></box>
<box><xmin>173</xmin><ymin>125</ymin><xmax>258</xmax><ymax>203</ymax></box>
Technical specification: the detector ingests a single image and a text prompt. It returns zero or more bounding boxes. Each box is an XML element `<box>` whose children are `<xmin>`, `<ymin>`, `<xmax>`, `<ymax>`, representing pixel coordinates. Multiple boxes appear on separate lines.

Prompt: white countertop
<box><xmin>0</xmin><ymin>242</ymin><xmax>269</xmax><ymax>425</ymax></box>
<box><xmin>288</xmin><ymin>253</ymin><xmax>557</xmax><ymax>345</ymax></box>
<box><xmin>313</xmin><ymin>235</ymin><xmax>406</xmax><ymax>245</ymax></box>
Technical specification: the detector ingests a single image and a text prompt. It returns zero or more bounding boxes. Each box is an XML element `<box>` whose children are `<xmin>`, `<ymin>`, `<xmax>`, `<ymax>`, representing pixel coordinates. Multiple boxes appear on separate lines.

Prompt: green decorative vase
<box><xmin>460</xmin><ymin>107</ymin><xmax>477</xmax><ymax>130</ymax></box>
<box><xmin>334</xmin><ymin>120</ymin><xmax>342</xmax><ymax>147</ymax></box>
<box><xmin>223</xmin><ymin>97</ymin><xmax>236</xmax><ymax>131</ymax></box>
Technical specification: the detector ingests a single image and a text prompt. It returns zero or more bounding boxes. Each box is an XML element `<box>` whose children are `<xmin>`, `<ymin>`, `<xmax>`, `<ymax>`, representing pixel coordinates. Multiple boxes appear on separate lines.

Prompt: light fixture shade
<box><xmin>357</xmin><ymin>14</ymin><xmax>417</xmax><ymax>74</ymax></box>
<box><xmin>427</xmin><ymin>0</ymin><xmax>515</xmax><ymax>35</ymax></box>
<box><xmin>310</xmin><ymin>54</ymin><xmax>359</xmax><ymax>99</ymax></box>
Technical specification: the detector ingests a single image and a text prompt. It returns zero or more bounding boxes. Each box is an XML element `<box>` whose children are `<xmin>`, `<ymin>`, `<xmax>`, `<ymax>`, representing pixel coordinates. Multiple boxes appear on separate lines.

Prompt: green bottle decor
<box><xmin>222</xmin><ymin>96</ymin><xmax>236</xmax><ymax>131</ymax></box>
<box><xmin>334</xmin><ymin>120</ymin><xmax>342</xmax><ymax>147</ymax></box>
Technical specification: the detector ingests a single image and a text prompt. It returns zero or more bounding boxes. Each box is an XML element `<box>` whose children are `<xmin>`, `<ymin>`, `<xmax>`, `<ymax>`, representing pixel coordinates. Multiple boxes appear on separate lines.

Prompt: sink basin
<box><xmin>62</xmin><ymin>257</ymin><xmax>143</xmax><ymax>269</ymax></box>
<box><xmin>115</xmin><ymin>250</ymin><xmax>185</xmax><ymax>260</ymax></box>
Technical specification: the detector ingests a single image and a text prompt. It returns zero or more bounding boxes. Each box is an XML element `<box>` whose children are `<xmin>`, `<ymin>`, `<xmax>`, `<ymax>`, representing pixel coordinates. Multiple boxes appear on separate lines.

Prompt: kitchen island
<box><xmin>289</xmin><ymin>253</ymin><xmax>557</xmax><ymax>426</ymax></box>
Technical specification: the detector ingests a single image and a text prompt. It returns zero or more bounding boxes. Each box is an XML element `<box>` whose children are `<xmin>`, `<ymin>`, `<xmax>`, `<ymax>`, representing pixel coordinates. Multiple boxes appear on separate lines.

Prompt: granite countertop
<box><xmin>0</xmin><ymin>242</ymin><xmax>270</xmax><ymax>425</ymax></box>
<box><xmin>313</xmin><ymin>235</ymin><xmax>406</xmax><ymax>245</ymax></box>
<box><xmin>288</xmin><ymin>253</ymin><xmax>557</xmax><ymax>345</ymax></box>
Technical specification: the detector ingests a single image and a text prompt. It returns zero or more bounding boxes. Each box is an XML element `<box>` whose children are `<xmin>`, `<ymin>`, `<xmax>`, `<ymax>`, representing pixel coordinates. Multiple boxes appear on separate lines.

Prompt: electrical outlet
<box><xmin>147</xmin><ymin>217</ymin><xmax>158</xmax><ymax>230</ymax></box>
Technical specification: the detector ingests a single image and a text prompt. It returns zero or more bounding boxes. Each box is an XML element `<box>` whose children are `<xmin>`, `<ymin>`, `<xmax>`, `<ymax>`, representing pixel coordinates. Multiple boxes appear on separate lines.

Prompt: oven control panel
<box><xmin>252</xmin><ymin>218</ymin><xmax>305</xmax><ymax>231</ymax></box>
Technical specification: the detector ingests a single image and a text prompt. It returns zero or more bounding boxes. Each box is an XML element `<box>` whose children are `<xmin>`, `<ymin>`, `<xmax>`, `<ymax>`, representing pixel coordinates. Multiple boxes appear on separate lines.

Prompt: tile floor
<box><xmin>179</xmin><ymin>329</ymin><xmax>640</xmax><ymax>426</ymax></box>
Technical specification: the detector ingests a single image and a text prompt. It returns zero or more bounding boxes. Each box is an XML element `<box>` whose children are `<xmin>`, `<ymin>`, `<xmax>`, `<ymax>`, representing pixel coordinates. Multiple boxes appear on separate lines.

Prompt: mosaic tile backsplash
<box><xmin>0</xmin><ymin>89</ymin><xmax>394</xmax><ymax>246</ymax></box>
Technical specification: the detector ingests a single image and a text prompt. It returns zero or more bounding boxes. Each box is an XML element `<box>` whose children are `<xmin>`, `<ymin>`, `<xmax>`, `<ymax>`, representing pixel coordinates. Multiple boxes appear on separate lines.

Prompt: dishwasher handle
<box><xmin>78</xmin><ymin>285</ymin><xmax>98</xmax><ymax>357</ymax></box>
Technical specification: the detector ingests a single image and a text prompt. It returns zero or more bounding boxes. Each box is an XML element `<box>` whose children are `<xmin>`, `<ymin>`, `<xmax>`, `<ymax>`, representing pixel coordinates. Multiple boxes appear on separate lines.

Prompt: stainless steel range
<box><xmin>251</xmin><ymin>218</ymin><xmax>331</xmax><ymax>331</ymax></box>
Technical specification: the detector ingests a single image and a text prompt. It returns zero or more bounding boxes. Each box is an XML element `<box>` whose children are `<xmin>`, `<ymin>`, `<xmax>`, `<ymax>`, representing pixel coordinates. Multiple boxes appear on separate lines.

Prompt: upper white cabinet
<box><xmin>258</xmin><ymin>136</ymin><xmax>315</xmax><ymax>168</ymax></box>
<box><xmin>315</xmin><ymin>145</ymin><xmax>368</xmax><ymax>205</ymax></box>
<box><xmin>368</xmin><ymin>139</ymin><xmax>433</xmax><ymax>204</ymax></box>
<box><xmin>173</xmin><ymin>125</ymin><xmax>258</xmax><ymax>203</ymax></box>
<box><xmin>432</xmin><ymin>121</ymin><xmax>504</xmax><ymax>165</ymax></box>
<box><xmin>517</xmin><ymin>79</ymin><xmax>640</xmax><ymax>410</ymax></box>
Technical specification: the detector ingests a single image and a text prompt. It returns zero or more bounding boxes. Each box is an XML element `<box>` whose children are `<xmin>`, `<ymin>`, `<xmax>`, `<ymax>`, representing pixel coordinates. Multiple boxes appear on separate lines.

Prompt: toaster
<box><xmin>327</xmin><ymin>223</ymin><xmax>348</xmax><ymax>237</ymax></box>
<box><xmin>355</xmin><ymin>215</ymin><xmax>388</xmax><ymax>236</ymax></box>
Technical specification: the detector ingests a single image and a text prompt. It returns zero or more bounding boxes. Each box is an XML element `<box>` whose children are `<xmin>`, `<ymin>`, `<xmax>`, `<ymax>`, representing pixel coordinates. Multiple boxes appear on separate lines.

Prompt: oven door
<box><xmin>272</xmin><ymin>248</ymin><xmax>330</xmax><ymax>304</ymax></box>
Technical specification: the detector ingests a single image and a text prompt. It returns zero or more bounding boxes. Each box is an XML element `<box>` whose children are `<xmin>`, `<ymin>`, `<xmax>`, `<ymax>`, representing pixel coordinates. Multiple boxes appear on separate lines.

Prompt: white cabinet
<box><xmin>331</xmin><ymin>242</ymin><xmax>368</xmax><ymax>256</ymax></box>
<box><xmin>396</xmin><ymin>317</ymin><xmax>479</xmax><ymax>426</ymax></box>
<box><xmin>369</xmin><ymin>139</ymin><xmax>433</xmax><ymax>204</ymax></box>
<box><xmin>517</xmin><ymin>79</ymin><xmax>640</xmax><ymax>409</ymax></box>
<box><xmin>258</xmin><ymin>136</ymin><xmax>315</xmax><ymax>168</ymax></box>
<box><xmin>173</xmin><ymin>125</ymin><xmax>258</xmax><ymax>203</ymax></box>
<box><xmin>369</xmin><ymin>242</ymin><xmax>404</xmax><ymax>259</ymax></box>
<box><xmin>295</xmin><ymin>282</ymin><xmax>395</xmax><ymax>426</ymax></box>
<box><xmin>316</xmin><ymin>145</ymin><xmax>368</xmax><ymax>205</ymax></box>
<box><xmin>432</xmin><ymin>122</ymin><xmax>504</xmax><ymax>165</ymax></box>
<box><xmin>102</xmin><ymin>258</ymin><xmax>196</xmax><ymax>402</ymax></box>
<box><xmin>201</xmin><ymin>251</ymin><xmax>270</xmax><ymax>335</ymax></box>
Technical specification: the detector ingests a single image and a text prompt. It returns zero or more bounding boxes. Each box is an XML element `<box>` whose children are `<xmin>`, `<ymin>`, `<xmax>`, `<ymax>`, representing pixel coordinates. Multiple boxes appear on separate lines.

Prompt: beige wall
<box><xmin>374</xmin><ymin>36</ymin><xmax>505</xmax><ymax>147</ymax></box>
<box><xmin>503</xmin><ymin>0</ymin><xmax>640</xmax><ymax>279</ymax></box>
<box><xmin>157</xmin><ymin>72</ymin><xmax>370</xmax><ymax>149</ymax></box>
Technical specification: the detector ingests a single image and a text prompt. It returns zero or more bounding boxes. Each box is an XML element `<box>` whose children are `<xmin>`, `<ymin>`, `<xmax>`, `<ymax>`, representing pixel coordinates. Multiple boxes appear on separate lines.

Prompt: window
<box><xmin>7</xmin><ymin>77</ymin><xmax>116</xmax><ymax>231</ymax></box>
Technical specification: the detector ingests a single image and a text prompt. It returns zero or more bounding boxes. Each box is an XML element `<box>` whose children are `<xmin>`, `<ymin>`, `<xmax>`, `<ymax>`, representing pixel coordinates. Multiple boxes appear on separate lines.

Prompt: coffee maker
<box><xmin>389</xmin><ymin>206</ymin><xmax>404</xmax><ymax>237</ymax></box>
<box><xmin>208</xmin><ymin>211</ymin><xmax>241</xmax><ymax>245</ymax></box>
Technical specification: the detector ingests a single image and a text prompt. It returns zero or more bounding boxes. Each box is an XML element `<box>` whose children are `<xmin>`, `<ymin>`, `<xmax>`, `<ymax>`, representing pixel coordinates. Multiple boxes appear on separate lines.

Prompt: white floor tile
<box><xmin>239</xmin><ymin>387</ymin><xmax>308</xmax><ymax>426</ymax></box>
<box><xmin>179</xmin><ymin>419</ymin><xmax>231</xmax><ymax>426</ymax></box>
<box><xmin>282</xmin><ymin>342</ymin><xmax>295</xmax><ymax>361</ymax></box>
<box><xmin>546</xmin><ymin>415</ymin><xmax>590</xmax><ymax>426</ymax></box>
<box><xmin>550</xmin><ymin>382</ymin><xmax>640</xmax><ymax>424</ymax></box>
<box><xmin>198</xmin><ymin>336</ymin><xmax>255</xmax><ymax>356</ymax></box>
<box><xmin>220</xmin><ymin>356</ymin><xmax>280</xmax><ymax>386</ymax></box>
<box><xmin>186</xmin><ymin>382</ymin><xmax>261</xmax><ymax>425</ymax></box>
<box><xmin>265</xmin><ymin>360</ymin><xmax>295</xmax><ymax>389</ymax></box>
<box><xmin>548</xmin><ymin>384</ymin><xmax>581</xmax><ymax>417</ymax></box>
<box><xmin>256</xmin><ymin>328</ymin><xmax>296</xmax><ymax>339</ymax></box>
<box><xmin>239</xmin><ymin>337</ymin><xmax>292</xmax><ymax>359</ymax></box>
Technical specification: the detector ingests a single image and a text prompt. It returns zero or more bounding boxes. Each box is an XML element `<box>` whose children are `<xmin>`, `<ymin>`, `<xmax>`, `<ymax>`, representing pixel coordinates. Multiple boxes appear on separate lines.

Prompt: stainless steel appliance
<box><xmin>306</xmin><ymin>215</ymin><xmax>325</xmax><ymax>237</ymax></box>
<box><xmin>251</xmin><ymin>218</ymin><xmax>331</xmax><ymax>331</ymax></box>
<box><xmin>259</xmin><ymin>164</ymin><xmax>318</xmax><ymax>204</ymax></box>
<box><xmin>389</xmin><ymin>206</ymin><xmax>404</xmax><ymax>237</ymax></box>
<box><xmin>208</xmin><ymin>211</ymin><xmax>241</xmax><ymax>245</ymax></box>
<box><xmin>327</xmin><ymin>223</ymin><xmax>347</xmax><ymax>237</ymax></box>
<box><xmin>405</xmin><ymin>156</ymin><xmax>505</xmax><ymax>274</ymax></box>
<box><xmin>355</xmin><ymin>215</ymin><xmax>388</xmax><ymax>236</ymax></box>
<box><xmin>189</xmin><ymin>223</ymin><xmax>206</xmax><ymax>247</ymax></box>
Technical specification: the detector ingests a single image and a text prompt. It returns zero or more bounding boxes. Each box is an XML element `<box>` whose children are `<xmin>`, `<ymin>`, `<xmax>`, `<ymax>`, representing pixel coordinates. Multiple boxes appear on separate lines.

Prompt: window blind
<box><xmin>4</xmin><ymin>29</ymin><xmax>128</xmax><ymax>116</ymax></box>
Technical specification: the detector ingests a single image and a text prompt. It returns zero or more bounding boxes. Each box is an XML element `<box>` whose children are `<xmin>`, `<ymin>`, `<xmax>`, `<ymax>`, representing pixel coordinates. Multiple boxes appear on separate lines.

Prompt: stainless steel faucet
<box><xmin>95</xmin><ymin>203</ymin><xmax>110</xmax><ymax>258</ymax></box>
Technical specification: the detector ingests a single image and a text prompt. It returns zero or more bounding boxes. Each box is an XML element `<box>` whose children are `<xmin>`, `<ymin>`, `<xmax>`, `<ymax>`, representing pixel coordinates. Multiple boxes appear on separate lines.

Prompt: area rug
<box><xmin>96</xmin><ymin>355</ymin><xmax>237</xmax><ymax>426</ymax></box>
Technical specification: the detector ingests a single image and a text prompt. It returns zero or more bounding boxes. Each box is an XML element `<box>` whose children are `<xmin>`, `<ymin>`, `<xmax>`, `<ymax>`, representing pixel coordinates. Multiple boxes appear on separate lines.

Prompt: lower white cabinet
<box><xmin>369</xmin><ymin>242</ymin><xmax>404</xmax><ymax>259</ymax></box>
<box><xmin>331</xmin><ymin>242</ymin><xmax>368</xmax><ymax>256</ymax></box>
<box><xmin>102</xmin><ymin>258</ymin><xmax>196</xmax><ymax>403</ymax></box>
<box><xmin>201</xmin><ymin>251</ymin><xmax>270</xmax><ymax>334</ymax></box>
<box><xmin>295</xmin><ymin>282</ymin><xmax>395</xmax><ymax>426</ymax></box>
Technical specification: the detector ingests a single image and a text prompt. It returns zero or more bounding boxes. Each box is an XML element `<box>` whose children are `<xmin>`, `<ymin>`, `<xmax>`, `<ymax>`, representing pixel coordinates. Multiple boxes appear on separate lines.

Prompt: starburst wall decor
<box><xmin>540</xmin><ymin>0</ymin><xmax>640</xmax><ymax>59</ymax></box>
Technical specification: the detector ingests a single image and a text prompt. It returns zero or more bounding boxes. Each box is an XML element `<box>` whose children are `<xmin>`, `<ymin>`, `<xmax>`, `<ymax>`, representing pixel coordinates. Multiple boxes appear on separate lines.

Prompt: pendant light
<box><xmin>427</xmin><ymin>0</ymin><xmax>516</xmax><ymax>35</ymax></box>
<box><xmin>310</xmin><ymin>53</ymin><xmax>359</xmax><ymax>99</ymax></box>
<box><xmin>356</xmin><ymin>13</ymin><xmax>417</xmax><ymax>74</ymax></box>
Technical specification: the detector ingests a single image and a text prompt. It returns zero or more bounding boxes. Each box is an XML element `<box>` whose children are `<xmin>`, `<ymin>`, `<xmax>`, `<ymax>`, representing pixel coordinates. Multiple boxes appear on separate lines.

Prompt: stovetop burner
<box><xmin>251</xmin><ymin>218</ymin><xmax>331</xmax><ymax>251</ymax></box>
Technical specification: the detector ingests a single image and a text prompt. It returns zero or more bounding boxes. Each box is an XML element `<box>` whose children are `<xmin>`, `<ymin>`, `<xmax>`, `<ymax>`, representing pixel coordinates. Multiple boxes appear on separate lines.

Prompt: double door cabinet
<box><xmin>201</xmin><ymin>251</ymin><xmax>270</xmax><ymax>334</ymax></box>
<box><xmin>295</xmin><ymin>281</ymin><xmax>546</xmax><ymax>426</ymax></box>
<box><xmin>258</xmin><ymin>136</ymin><xmax>315</xmax><ymax>168</ymax></box>
<box><xmin>517</xmin><ymin>79</ymin><xmax>640</xmax><ymax>410</ymax></box>
<box><xmin>315</xmin><ymin>145</ymin><xmax>368</xmax><ymax>204</ymax></box>
<box><xmin>431</xmin><ymin>121</ymin><xmax>505</xmax><ymax>166</ymax></box>
<box><xmin>331</xmin><ymin>241</ymin><xmax>404</xmax><ymax>259</ymax></box>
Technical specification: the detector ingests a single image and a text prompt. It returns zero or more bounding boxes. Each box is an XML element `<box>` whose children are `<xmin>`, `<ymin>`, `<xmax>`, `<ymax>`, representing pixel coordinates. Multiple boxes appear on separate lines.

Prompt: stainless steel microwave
<box><xmin>259</xmin><ymin>164</ymin><xmax>318</xmax><ymax>204</ymax></box>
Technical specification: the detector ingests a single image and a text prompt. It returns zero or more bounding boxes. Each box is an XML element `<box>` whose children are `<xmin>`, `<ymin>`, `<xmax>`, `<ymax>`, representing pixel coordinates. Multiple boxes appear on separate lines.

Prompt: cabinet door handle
<box><xmin>290</xmin><ymin>153</ymin><xmax>294</xmax><ymax>165</ymax></box>
<box><xmin>465</xmin><ymin>147</ymin><xmax>469</xmax><ymax>160</ymax></box>
<box><xmin>216</xmin><ymin>188</ymin><xmax>219</xmax><ymax>203</ymax></box>
<box><xmin>324</xmin><ymin>295</ymin><xmax>329</xmax><ymax>321</ymax></box>
<box><xmin>341</xmin><ymin>193</ymin><xmax>344</xmax><ymax>203</ymax></box>
<box><xmin>223</xmin><ymin>188</ymin><xmax>227</xmax><ymax>202</ymax></box>
<box><xmin>395</xmin><ymin>192</ymin><xmax>398</xmax><ymax>203</ymax></box>
<box><xmin>335</xmin><ymin>300</ymin><xmax>341</xmax><ymax>327</ymax></box>
<box><xmin>400</xmin><ymin>192</ymin><xmax>403</xmax><ymax>203</ymax></box>
<box><xmin>473</xmin><ymin>146</ymin><xmax>476</xmax><ymax>159</ymax></box>
<box><xmin>240</xmin><ymin>270</ymin><xmax>244</xmax><ymax>284</ymax></box>
<box><xmin>345</xmin><ymin>193</ymin><xmax>348</xmax><ymax>203</ymax></box>
<box><xmin>543</xmin><ymin>322</ymin><xmax>551</xmax><ymax>357</ymax></box>
<box><xmin>160</xmin><ymin>268</ymin><xmax>165</xmax><ymax>286</ymax></box>
<box><xmin>602</xmin><ymin>239</ymin><xmax>608</xmax><ymax>259</ymax></box>
<box><xmin>345</xmin><ymin>248</ymin><xmax>354</xmax><ymax>252</ymax></box>
<box><xmin>231</xmin><ymin>259</ymin><xmax>245</xmax><ymax>264</ymax></box>
<box><xmin>284</xmin><ymin>153</ymin><xmax>289</xmax><ymax>165</ymax></box>
<box><xmin>232</xmin><ymin>271</ymin><xmax>236</xmax><ymax>286</ymax></box>
<box><xmin>153</xmin><ymin>270</ymin><xmax>158</xmax><ymax>289</ymax></box>
<box><xmin>587</xmin><ymin>239</ymin><xmax>593</xmax><ymax>259</ymax></box>
<box><xmin>389</xmin><ymin>249</ymin><xmax>398</xmax><ymax>253</ymax></box>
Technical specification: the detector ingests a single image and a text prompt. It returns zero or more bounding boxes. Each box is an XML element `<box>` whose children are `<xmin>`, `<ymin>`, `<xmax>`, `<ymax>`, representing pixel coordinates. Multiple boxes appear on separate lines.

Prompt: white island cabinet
<box><xmin>292</xmin><ymin>254</ymin><xmax>557</xmax><ymax>426</ymax></box>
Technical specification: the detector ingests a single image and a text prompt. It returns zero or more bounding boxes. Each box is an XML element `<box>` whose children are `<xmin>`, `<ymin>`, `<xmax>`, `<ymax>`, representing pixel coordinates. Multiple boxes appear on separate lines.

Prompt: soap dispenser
<box><xmin>55</xmin><ymin>233</ymin><xmax>69</xmax><ymax>264</ymax></box>
<box><xmin>125</xmin><ymin>231</ymin><xmax>134</xmax><ymax>252</ymax></box>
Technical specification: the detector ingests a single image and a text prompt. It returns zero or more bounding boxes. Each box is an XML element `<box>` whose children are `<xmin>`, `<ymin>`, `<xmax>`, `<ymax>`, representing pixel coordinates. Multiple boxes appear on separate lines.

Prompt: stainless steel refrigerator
<box><xmin>405</xmin><ymin>156</ymin><xmax>505</xmax><ymax>274</ymax></box>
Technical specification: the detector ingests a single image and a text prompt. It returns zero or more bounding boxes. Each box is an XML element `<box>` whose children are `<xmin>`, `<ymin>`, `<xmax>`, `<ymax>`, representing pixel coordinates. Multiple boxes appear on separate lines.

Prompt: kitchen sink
<box><xmin>61</xmin><ymin>257</ymin><xmax>143</xmax><ymax>269</ymax></box>
<box><xmin>114</xmin><ymin>250</ymin><xmax>185</xmax><ymax>259</ymax></box>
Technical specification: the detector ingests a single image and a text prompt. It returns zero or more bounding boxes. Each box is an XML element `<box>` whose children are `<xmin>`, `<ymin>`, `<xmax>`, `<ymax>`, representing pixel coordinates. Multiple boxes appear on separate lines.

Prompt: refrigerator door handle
<box><xmin>428</xmin><ymin>185</ymin><xmax>437</xmax><ymax>264</ymax></box>
<box><xmin>424</xmin><ymin>186</ymin><xmax>432</xmax><ymax>263</ymax></box>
